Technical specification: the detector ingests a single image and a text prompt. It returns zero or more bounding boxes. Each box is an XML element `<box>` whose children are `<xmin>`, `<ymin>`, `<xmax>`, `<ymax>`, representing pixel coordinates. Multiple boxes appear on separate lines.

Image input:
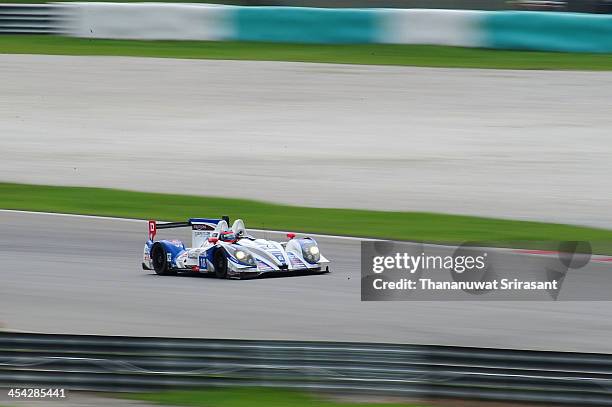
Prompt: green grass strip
<box><xmin>2</xmin><ymin>36</ymin><xmax>612</xmax><ymax>70</ymax></box>
<box><xmin>124</xmin><ymin>387</ymin><xmax>426</xmax><ymax>407</ymax></box>
<box><xmin>1</xmin><ymin>183</ymin><xmax>612</xmax><ymax>249</ymax></box>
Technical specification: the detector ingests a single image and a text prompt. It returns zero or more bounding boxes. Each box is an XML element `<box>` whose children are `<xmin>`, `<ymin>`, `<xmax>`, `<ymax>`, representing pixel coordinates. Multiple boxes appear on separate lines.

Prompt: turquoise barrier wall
<box><xmin>232</xmin><ymin>8</ymin><xmax>612</xmax><ymax>52</ymax></box>
<box><xmin>234</xmin><ymin>7</ymin><xmax>380</xmax><ymax>43</ymax></box>
<box><xmin>485</xmin><ymin>11</ymin><xmax>612</xmax><ymax>53</ymax></box>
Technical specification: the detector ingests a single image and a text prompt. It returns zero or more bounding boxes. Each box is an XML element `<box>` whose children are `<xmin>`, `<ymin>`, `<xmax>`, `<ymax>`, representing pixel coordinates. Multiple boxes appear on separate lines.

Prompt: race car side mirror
<box><xmin>287</xmin><ymin>233</ymin><xmax>296</xmax><ymax>239</ymax></box>
<box><xmin>208</xmin><ymin>237</ymin><xmax>219</xmax><ymax>244</ymax></box>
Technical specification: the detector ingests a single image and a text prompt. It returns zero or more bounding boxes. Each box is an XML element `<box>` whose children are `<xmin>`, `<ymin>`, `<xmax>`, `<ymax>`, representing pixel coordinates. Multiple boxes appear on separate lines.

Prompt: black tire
<box><xmin>151</xmin><ymin>243</ymin><xmax>175</xmax><ymax>276</ymax></box>
<box><xmin>213</xmin><ymin>250</ymin><xmax>228</xmax><ymax>279</ymax></box>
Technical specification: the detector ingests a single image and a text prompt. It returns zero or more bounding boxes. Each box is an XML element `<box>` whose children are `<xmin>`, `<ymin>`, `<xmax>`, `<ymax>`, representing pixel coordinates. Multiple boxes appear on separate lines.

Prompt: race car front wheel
<box><xmin>151</xmin><ymin>243</ymin><xmax>175</xmax><ymax>276</ymax></box>
<box><xmin>213</xmin><ymin>250</ymin><xmax>228</xmax><ymax>279</ymax></box>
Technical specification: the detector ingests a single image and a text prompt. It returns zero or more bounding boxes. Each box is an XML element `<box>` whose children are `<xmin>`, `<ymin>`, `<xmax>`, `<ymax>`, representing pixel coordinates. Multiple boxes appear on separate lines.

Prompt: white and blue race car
<box><xmin>142</xmin><ymin>217</ymin><xmax>330</xmax><ymax>279</ymax></box>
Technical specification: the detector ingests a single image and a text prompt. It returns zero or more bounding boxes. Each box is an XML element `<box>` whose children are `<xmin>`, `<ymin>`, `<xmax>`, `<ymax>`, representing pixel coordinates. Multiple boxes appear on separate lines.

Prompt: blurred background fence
<box><xmin>1</xmin><ymin>332</ymin><xmax>612</xmax><ymax>404</ymax></box>
<box><xmin>0</xmin><ymin>4</ymin><xmax>62</xmax><ymax>34</ymax></box>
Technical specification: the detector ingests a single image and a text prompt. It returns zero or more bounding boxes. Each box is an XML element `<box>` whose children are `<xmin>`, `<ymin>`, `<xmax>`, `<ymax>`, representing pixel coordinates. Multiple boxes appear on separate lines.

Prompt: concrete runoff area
<box><xmin>1</xmin><ymin>54</ymin><xmax>612</xmax><ymax>227</ymax></box>
<box><xmin>2</xmin><ymin>211</ymin><xmax>612</xmax><ymax>353</ymax></box>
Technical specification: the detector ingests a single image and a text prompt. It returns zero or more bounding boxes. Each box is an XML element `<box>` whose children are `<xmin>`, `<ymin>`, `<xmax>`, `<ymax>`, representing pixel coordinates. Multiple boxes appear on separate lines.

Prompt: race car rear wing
<box><xmin>147</xmin><ymin>220</ymin><xmax>188</xmax><ymax>240</ymax></box>
<box><xmin>148</xmin><ymin>216</ymin><xmax>230</xmax><ymax>242</ymax></box>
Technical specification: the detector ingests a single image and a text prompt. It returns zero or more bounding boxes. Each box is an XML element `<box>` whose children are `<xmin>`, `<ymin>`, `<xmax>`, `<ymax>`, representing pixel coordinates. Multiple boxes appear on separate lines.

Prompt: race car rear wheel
<box><xmin>213</xmin><ymin>250</ymin><xmax>228</xmax><ymax>279</ymax></box>
<box><xmin>151</xmin><ymin>243</ymin><xmax>175</xmax><ymax>276</ymax></box>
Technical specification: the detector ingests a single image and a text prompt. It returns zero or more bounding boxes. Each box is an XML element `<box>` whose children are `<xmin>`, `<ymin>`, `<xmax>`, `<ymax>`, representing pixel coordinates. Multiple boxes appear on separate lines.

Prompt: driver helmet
<box><xmin>219</xmin><ymin>231</ymin><xmax>237</xmax><ymax>242</ymax></box>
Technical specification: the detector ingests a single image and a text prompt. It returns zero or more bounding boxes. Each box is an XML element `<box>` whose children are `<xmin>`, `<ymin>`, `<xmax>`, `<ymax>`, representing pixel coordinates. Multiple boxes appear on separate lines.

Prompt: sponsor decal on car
<box><xmin>288</xmin><ymin>252</ymin><xmax>305</xmax><ymax>268</ymax></box>
<box><xmin>192</xmin><ymin>224</ymin><xmax>215</xmax><ymax>231</ymax></box>
<box><xmin>199</xmin><ymin>256</ymin><xmax>207</xmax><ymax>269</ymax></box>
<box><xmin>193</xmin><ymin>231</ymin><xmax>210</xmax><ymax>240</ymax></box>
<box><xmin>257</xmin><ymin>260</ymin><xmax>274</xmax><ymax>271</ymax></box>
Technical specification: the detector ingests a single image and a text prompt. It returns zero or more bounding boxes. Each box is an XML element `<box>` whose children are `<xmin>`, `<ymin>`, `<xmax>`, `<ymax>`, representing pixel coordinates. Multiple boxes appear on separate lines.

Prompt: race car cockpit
<box><xmin>219</xmin><ymin>231</ymin><xmax>237</xmax><ymax>243</ymax></box>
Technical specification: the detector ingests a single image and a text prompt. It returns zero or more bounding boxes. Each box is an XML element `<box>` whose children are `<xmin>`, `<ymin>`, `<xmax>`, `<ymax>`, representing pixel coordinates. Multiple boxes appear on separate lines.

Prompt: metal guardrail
<box><xmin>0</xmin><ymin>332</ymin><xmax>611</xmax><ymax>404</ymax></box>
<box><xmin>0</xmin><ymin>4</ymin><xmax>62</xmax><ymax>34</ymax></box>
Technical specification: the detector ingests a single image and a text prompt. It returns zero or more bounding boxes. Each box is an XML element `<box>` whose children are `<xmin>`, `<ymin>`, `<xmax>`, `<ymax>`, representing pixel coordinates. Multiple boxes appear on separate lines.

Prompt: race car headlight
<box><xmin>233</xmin><ymin>250</ymin><xmax>256</xmax><ymax>266</ymax></box>
<box><xmin>301</xmin><ymin>242</ymin><xmax>321</xmax><ymax>264</ymax></box>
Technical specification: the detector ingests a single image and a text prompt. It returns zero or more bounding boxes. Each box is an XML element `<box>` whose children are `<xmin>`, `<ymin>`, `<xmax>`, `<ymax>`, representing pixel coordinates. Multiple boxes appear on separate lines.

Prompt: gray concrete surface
<box><xmin>1</xmin><ymin>54</ymin><xmax>611</xmax><ymax>227</ymax></box>
<box><xmin>2</xmin><ymin>211</ymin><xmax>612</xmax><ymax>353</ymax></box>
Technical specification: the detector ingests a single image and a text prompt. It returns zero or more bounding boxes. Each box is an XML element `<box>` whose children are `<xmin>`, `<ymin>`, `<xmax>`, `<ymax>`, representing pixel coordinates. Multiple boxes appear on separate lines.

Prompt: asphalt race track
<box><xmin>2</xmin><ymin>211</ymin><xmax>612</xmax><ymax>353</ymax></box>
<box><xmin>1</xmin><ymin>55</ymin><xmax>612</xmax><ymax>227</ymax></box>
